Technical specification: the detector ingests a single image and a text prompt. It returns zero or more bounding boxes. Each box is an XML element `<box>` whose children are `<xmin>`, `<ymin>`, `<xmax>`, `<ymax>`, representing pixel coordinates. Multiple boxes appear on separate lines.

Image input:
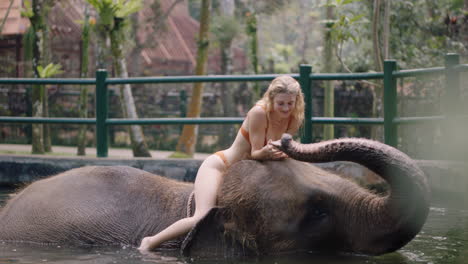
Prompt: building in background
<box><xmin>0</xmin><ymin>0</ymin><xmax>247</xmax><ymax>78</ymax></box>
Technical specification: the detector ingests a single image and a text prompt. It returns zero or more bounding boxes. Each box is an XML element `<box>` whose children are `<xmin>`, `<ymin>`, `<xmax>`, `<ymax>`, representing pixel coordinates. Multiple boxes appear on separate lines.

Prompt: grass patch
<box><xmin>168</xmin><ymin>151</ymin><xmax>192</xmax><ymax>159</ymax></box>
<box><xmin>0</xmin><ymin>150</ymin><xmax>31</xmax><ymax>155</ymax></box>
<box><xmin>0</xmin><ymin>150</ymin><xmax>94</xmax><ymax>157</ymax></box>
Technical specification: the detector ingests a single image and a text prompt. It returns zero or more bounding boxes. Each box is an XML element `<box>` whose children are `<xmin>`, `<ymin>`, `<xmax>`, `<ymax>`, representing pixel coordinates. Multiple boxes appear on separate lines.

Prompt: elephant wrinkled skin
<box><xmin>0</xmin><ymin>135</ymin><xmax>430</xmax><ymax>257</ymax></box>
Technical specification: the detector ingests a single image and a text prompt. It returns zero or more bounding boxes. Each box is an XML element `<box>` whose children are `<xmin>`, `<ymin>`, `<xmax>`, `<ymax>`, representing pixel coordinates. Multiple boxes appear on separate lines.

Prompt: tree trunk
<box><xmin>382</xmin><ymin>0</ymin><xmax>390</xmax><ymax>60</ymax></box>
<box><xmin>40</xmin><ymin>2</ymin><xmax>52</xmax><ymax>152</ymax></box>
<box><xmin>109</xmin><ymin>24</ymin><xmax>151</xmax><ymax>157</ymax></box>
<box><xmin>31</xmin><ymin>84</ymin><xmax>44</xmax><ymax>154</ymax></box>
<box><xmin>30</xmin><ymin>0</ymin><xmax>45</xmax><ymax>154</ymax></box>
<box><xmin>113</xmin><ymin>59</ymin><xmax>151</xmax><ymax>157</ymax></box>
<box><xmin>77</xmin><ymin>5</ymin><xmax>90</xmax><ymax>156</ymax></box>
<box><xmin>217</xmin><ymin>0</ymin><xmax>236</xmax><ymax>149</ymax></box>
<box><xmin>176</xmin><ymin>0</ymin><xmax>211</xmax><ymax>156</ymax></box>
<box><xmin>95</xmin><ymin>30</ymin><xmax>107</xmax><ymax>69</ymax></box>
<box><xmin>299</xmin><ymin>1</ymin><xmax>310</xmax><ymax>64</ymax></box>
<box><xmin>371</xmin><ymin>0</ymin><xmax>383</xmax><ymax>141</ymax></box>
<box><xmin>43</xmin><ymin>87</ymin><xmax>51</xmax><ymax>152</ymax></box>
<box><xmin>129</xmin><ymin>12</ymin><xmax>142</xmax><ymax>77</ymax></box>
<box><xmin>372</xmin><ymin>0</ymin><xmax>383</xmax><ymax>72</ymax></box>
<box><xmin>245</xmin><ymin>11</ymin><xmax>260</xmax><ymax>99</ymax></box>
<box><xmin>218</xmin><ymin>46</ymin><xmax>236</xmax><ymax>148</ymax></box>
<box><xmin>323</xmin><ymin>2</ymin><xmax>335</xmax><ymax>140</ymax></box>
<box><xmin>43</xmin><ymin>88</ymin><xmax>51</xmax><ymax>152</ymax></box>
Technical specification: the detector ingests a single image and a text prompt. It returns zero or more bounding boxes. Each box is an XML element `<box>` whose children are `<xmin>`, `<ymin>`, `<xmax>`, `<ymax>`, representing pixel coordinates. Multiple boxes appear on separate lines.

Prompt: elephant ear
<box><xmin>180</xmin><ymin>207</ymin><xmax>256</xmax><ymax>258</ymax></box>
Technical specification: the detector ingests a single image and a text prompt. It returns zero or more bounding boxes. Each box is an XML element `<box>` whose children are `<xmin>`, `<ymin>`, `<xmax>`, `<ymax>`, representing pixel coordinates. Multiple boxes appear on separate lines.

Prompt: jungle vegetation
<box><xmin>0</xmin><ymin>0</ymin><xmax>466</xmax><ymax>157</ymax></box>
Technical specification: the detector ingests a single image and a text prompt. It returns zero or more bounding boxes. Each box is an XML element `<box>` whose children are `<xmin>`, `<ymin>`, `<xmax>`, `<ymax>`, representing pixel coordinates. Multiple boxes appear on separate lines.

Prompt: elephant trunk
<box><xmin>275</xmin><ymin>134</ymin><xmax>430</xmax><ymax>255</ymax></box>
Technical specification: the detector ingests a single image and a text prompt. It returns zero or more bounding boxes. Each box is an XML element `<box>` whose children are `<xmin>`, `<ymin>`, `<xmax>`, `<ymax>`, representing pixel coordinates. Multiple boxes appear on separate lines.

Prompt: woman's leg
<box><xmin>138</xmin><ymin>154</ymin><xmax>225</xmax><ymax>252</ymax></box>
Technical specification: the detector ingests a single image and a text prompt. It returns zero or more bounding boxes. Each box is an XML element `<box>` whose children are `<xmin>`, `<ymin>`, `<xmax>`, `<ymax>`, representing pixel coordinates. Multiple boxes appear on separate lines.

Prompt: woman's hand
<box><xmin>138</xmin><ymin>236</ymin><xmax>154</xmax><ymax>252</ymax></box>
<box><xmin>263</xmin><ymin>140</ymin><xmax>288</xmax><ymax>160</ymax></box>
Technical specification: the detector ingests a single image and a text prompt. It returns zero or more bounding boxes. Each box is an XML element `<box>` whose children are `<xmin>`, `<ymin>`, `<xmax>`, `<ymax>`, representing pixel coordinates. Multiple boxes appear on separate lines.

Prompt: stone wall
<box><xmin>0</xmin><ymin>155</ymin><xmax>202</xmax><ymax>186</ymax></box>
<box><xmin>0</xmin><ymin>155</ymin><xmax>466</xmax><ymax>199</ymax></box>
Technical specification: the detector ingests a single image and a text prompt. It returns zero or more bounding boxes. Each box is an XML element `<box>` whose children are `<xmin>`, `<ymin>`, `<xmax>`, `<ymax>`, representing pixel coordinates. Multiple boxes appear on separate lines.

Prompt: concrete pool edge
<box><xmin>0</xmin><ymin>154</ymin><xmax>466</xmax><ymax>197</ymax></box>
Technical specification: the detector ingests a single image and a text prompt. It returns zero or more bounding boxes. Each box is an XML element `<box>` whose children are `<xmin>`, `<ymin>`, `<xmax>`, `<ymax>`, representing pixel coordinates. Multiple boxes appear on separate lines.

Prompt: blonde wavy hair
<box><xmin>257</xmin><ymin>75</ymin><xmax>305</xmax><ymax>126</ymax></box>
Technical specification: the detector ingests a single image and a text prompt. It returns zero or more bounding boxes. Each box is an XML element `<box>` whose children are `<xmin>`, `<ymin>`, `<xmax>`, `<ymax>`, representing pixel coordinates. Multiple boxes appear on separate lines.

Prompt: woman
<box><xmin>138</xmin><ymin>75</ymin><xmax>305</xmax><ymax>252</ymax></box>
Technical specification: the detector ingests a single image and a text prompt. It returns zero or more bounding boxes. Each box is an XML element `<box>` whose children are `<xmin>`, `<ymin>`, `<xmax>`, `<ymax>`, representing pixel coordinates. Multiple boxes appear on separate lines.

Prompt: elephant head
<box><xmin>182</xmin><ymin>135</ymin><xmax>430</xmax><ymax>257</ymax></box>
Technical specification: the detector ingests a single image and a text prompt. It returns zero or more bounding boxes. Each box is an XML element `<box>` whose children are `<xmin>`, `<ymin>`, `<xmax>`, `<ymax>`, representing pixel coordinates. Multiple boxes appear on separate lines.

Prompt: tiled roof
<box><xmin>1</xmin><ymin>0</ymin><xmax>240</xmax><ymax>74</ymax></box>
<box><xmin>48</xmin><ymin>1</ymin><xmax>83</xmax><ymax>38</ymax></box>
<box><xmin>0</xmin><ymin>0</ymin><xmax>30</xmax><ymax>36</ymax></box>
<box><xmin>139</xmin><ymin>0</ymin><xmax>198</xmax><ymax>68</ymax></box>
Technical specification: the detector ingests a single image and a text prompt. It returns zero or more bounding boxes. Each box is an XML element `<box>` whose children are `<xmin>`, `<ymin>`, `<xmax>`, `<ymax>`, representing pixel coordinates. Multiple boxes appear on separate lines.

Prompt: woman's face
<box><xmin>272</xmin><ymin>93</ymin><xmax>296</xmax><ymax>118</ymax></box>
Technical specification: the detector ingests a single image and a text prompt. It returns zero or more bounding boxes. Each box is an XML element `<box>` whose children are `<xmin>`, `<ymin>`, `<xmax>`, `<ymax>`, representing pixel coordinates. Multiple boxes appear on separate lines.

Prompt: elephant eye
<box><xmin>304</xmin><ymin>196</ymin><xmax>329</xmax><ymax>222</ymax></box>
<box><xmin>309</xmin><ymin>206</ymin><xmax>327</xmax><ymax>219</ymax></box>
<box><xmin>312</xmin><ymin>208</ymin><xmax>327</xmax><ymax>217</ymax></box>
<box><xmin>298</xmin><ymin>204</ymin><xmax>329</xmax><ymax>235</ymax></box>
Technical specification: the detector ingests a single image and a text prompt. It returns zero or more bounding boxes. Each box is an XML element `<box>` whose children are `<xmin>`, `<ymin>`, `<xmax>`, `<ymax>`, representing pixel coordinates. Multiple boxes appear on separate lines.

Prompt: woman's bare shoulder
<box><xmin>247</xmin><ymin>105</ymin><xmax>267</xmax><ymax>121</ymax></box>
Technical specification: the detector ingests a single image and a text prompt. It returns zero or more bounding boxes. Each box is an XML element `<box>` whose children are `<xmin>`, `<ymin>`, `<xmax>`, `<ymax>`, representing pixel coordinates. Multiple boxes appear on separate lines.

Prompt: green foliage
<box><xmin>169</xmin><ymin>151</ymin><xmax>192</xmax><ymax>159</ymax></box>
<box><xmin>85</xmin><ymin>0</ymin><xmax>142</xmax><ymax>30</ymax></box>
<box><xmin>269</xmin><ymin>43</ymin><xmax>295</xmax><ymax>73</ymax></box>
<box><xmin>22</xmin><ymin>27</ymin><xmax>34</xmax><ymax>62</ymax></box>
<box><xmin>37</xmin><ymin>63</ymin><xmax>63</xmax><ymax>78</ymax></box>
<box><xmin>244</xmin><ymin>11</ymin><xmax>258</xmax><ymax>75</ymax></box>
<box><xmin>86</xmin><ymin>0</ymin><xmax>143</xmax><ymax>64</ymax></box>
<box><xmin>322</xmin><ymin>0</ymin><xmax>362</xmax><ymax>8</ymax></box>
<box><xmin>211</xmin><ymin>15</ymin><xmax>240</xmax><ymax>47</ymax></box>
<box><xmin>331</xmin><ymin>13</ymin><xmax>366</xmax><ymax>44</ymax></box>
<box><xmin>75</xmin><ymin>17</ymin><xmax>96</xmax><ymax>28</ymax></box>
<box><xmin>86</xmin><ymin>0</ymin><xmax>118</xmax><ymax>29</ymax></box>
<box><xmin>388</xmin><ymin>0</ymin><xmax>461</xmax><ymax>68</ymax></box>
<box><xmin>320</xmin><ymin>0</ymin><xmax>368</xmax><ymax>62</ymax></box>
<box><xmin>20</xmin><ymin>0</ymin><xmax>33</xmax><ymax>18</ymax></box>
<box><xmin>116</xmin><ymin>0</ymin><xmax>142</xmax><ymax>17</ymax></box>
<box><xmin>311</xmin><ymin>0</ymin><xmax>465</xmax><ymax>71</ymax></box>
<box><xmin>22</xmin><ymin>0</ymin><xmax>54</xmax><ymax>23</ymax></box>
<box><xmin>245</xmin><ymin>11</ymin><xmax>257</xmax><ymax>35</ymax></box>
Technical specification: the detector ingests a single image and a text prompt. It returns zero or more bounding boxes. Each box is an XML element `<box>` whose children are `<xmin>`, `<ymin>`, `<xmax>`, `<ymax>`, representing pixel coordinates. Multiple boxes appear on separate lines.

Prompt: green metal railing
<box><xmin>1</xmin><ymin>53</ymin><xmax>466</xmax><ymax>157</ymax></box>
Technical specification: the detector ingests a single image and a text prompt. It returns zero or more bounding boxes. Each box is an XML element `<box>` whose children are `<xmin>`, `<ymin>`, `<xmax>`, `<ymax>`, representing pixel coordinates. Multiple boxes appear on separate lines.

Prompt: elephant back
<box><xmin>0</xmin><ymin>166</ymin><xmax>193</xmax><ymax>246</ymax></box>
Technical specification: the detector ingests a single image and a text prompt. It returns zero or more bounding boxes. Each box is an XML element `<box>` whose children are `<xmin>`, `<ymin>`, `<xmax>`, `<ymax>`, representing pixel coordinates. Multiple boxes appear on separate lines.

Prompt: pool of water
<box><xmin>1</xmin><ymin>187</ymin><xmax>467</xmax><ymax>264</ymax></box>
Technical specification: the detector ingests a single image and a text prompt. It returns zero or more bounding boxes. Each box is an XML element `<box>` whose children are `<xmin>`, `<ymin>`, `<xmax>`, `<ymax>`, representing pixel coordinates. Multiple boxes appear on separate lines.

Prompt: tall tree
<box><xmin>236</xmin><ymin>0</ymin><xmax>290</xmax><ymax>97</ymax></box>
<box><xmin>39</xmin><ymin>1</ymin><xmax>53</xmax><ymax>153</ymax></box>
<box><xmin>323</xmin><ymin>0</ymin><xmax>336</xmax><ymax>140</ymax></box>
<box><xmin>382</xmin><ymin>0</ymin><xmax>390</xmax><ymax>60</ymax></box>
<box><xmin>176</xmin><ymin>0</ymin><xmax>211</xmax><ymax>156</ymax></box>
<box><xmin>372</xmin><ymin>0</ymin><xmax>383</xmax><ymax>71</ymax></box>
<box><xmin>77</xmin><ymin>4</ymin><xmax>92</xmax><ymax>156</ymax></box>
<box><xmin>370</xmin><ymin>0</ymin><xmax>383</xmax><ymax>140</ymax></box>
<box><xmin>212</xmin><ymin>0</ymin><xmax>239</xmax><ymax>148</ymax></box>
<box><xmin>22</xmin><ymin>0</ymin><xmax>54</xmax><ymax>154</ymax></box>
<box><xmin>87</xmin><ymin>0</ymin><xmax>151</xmax><ymax>157</ymax></box>
<box><xmin>245</xmin><ymin>10</ymin><xmax>260</xmax><ymax>97</ymax></box>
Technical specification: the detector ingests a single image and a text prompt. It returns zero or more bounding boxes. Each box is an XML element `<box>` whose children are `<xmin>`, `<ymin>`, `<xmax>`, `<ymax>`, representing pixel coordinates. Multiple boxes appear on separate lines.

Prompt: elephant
<box><xmin>0</xmin><ymin>135</ymin><xmax>430</xmax><ymax>258</ymax></box>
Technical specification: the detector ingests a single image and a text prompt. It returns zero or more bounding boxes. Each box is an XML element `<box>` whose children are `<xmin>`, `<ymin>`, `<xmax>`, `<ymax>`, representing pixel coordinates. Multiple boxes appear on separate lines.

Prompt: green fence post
<box><xmin>299</xmin><ymin>64</ymin><xmax>312</xmax><ymax>143</ymax></box>
<box><xmin>383</xmin><ymin>60</ymin><xmax>397</xmax><ymax>147</ymax></box>
<box><xmin>179</xmin><ymin>90</ymin><xmax>187</xmax><ymax>118</ymax></box>
<box><xmin>96</xmin><ymin>69</ymin><xmax>108</xmax><ymax>157</ymax></box>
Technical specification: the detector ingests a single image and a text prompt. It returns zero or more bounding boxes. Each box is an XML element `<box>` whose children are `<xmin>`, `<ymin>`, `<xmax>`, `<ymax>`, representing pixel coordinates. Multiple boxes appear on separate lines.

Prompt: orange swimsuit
<box><xmin>215</xmin><ymin>105</ymin><xmax>291</xmax><ymax>167</ymax></box>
